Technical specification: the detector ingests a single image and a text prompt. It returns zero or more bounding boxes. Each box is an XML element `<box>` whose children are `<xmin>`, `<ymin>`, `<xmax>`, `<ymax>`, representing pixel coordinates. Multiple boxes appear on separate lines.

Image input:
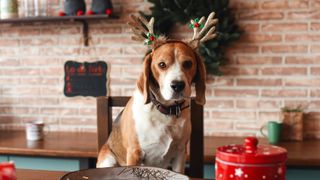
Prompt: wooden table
<box><xmin>0</xmin><ymin>130</ymin><xmax>97</xmax><ymax>158</ymax></box>
<box><xmin>1</xmin><ymin>130</ymin><xmax>320</xmax><ymax>167</ymax></box>
<box><xmin>16</xmin><ymin>169</ymin><xmax>67</xmax><ymax>180</ymax></box>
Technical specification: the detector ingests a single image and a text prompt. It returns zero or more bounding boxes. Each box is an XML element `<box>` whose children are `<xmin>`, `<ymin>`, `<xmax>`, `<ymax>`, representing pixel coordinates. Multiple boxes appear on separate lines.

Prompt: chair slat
<box><xmin>97</xmin><ymin>97</ymin><xmax>109</xmax><ymax>151</ymax></box>
<box><xmin>189</xmin><ymin>99</ymin><xmax>204</xmax><ymax>178</ymax></box>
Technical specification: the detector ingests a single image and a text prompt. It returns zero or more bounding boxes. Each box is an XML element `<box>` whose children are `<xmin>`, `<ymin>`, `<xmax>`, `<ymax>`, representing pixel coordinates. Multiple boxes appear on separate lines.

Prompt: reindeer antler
<box><xmin>128</xmin><ymin>14</ymin><xmax>158</xmax><ymax>45</ymax></box>
<box><xmin>190</xmin><ymin>12</ymin><xmax>218</xmax><ymax>44</ymax></box>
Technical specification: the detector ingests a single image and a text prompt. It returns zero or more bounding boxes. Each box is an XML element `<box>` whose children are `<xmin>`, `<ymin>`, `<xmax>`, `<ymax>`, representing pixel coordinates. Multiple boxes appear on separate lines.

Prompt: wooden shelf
<box><xmin>0</xmin><ymin>15</ymin><xmax>117</xmax><ymax>23</ymax></box>
<box><xmin>0</xmin><ymin>15</ymin><xmax>118</xmax><ymax>46</ymax></box>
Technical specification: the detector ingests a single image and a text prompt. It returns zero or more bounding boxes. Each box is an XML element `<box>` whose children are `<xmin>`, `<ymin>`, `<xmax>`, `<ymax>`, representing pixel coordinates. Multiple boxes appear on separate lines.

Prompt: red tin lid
<box><xmin>216</xmin><ymin>137</ymin><xmax>287</xmax><ymax>164</ymax></box>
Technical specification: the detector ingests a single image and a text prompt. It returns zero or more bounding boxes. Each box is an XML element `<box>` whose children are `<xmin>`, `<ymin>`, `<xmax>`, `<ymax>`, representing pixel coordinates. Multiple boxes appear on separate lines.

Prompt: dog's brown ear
<box><xmin>137</xmin><ymin>54</ymin><xmax>152</xmax><ymax>104</ymax></box>
<box><xmin>194</xmin><ymin>53</ymin><xmax>206</xmax><ymax>105</ymax></box>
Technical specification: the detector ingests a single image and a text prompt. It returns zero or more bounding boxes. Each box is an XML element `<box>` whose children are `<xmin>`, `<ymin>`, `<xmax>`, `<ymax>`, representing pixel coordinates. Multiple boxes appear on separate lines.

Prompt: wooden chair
<box><xmin>97</xmin><ymin>96</ymin><xmax>204</xmax><ymax>178</ymax></box>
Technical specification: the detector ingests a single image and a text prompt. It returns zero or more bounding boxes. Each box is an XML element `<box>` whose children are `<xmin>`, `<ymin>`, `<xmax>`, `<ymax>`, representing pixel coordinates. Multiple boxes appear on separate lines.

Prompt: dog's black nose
<box><xmin>170</xmin><ymin>81</ymin><xmax>185</xmax><ymax>92</ymax></box>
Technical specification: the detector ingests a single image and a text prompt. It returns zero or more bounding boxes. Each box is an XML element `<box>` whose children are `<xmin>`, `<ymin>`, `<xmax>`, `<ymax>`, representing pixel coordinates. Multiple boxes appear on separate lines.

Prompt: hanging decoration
<box><xmin>88</xmin><ymin>0</ymin><xmax>113</xmax><ymax>15</ymax></box>
<box><xmin>59</xmin><ymin>0</ymin><xmax>86</xmax><ymax>16</ymax></box>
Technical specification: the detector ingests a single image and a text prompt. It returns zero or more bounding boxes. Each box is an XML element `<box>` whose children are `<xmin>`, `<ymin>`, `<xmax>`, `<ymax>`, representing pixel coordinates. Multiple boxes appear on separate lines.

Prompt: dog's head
<box><xmin>131</xmin><ymin>12</ymin><xmax>217</xmax><ymax>106</ymax></box>
<box><xmin>137</xmin><ymin>41</ymin><xmax>206</xmax><ymax>105</ymax></box>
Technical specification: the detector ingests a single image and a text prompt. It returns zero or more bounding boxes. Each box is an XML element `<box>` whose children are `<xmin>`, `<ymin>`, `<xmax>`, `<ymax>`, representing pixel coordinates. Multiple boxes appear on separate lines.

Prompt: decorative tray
<box><xmin>60</xmin><ymin>166</ymin><xmax>189</xmax><ymax>180</ymax></box>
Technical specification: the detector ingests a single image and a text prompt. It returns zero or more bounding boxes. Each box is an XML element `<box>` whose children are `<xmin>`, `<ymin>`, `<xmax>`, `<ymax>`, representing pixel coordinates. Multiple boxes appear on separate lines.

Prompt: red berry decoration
<box><xmin>77</xmin><ymin>10</ymin><xmax>84</xmax><ymax>16</ymax></box>
<box><xmin>87</xmin><ymin>10</ymin><xmax>95</xmax><ymax>15</ymax></box>
<box><xmin>149</xmin><ymin>36</ymin><xmax>155</xmax><ymax>41</ymax></box>
<box><xmin>58</xmin><ymin>11</ymin><xmax>66</xmax><ymax>16</ymax></box>
<box><xmin>189</xmin><ymin>18</ymin><xmax>204</xmax><ymax>29</ymax></box>
<box><xmin>105</xmin><ymin>9</ymin><xmax>112</xmax><ymax>15</ymax></box>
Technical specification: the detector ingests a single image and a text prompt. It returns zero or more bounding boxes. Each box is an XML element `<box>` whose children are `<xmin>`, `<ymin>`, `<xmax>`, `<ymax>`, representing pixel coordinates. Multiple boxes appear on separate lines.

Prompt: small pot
<box><xmin>215</xmin><ymin>137</ymin><xmax>287</xmax><ymax>180</ymax></box>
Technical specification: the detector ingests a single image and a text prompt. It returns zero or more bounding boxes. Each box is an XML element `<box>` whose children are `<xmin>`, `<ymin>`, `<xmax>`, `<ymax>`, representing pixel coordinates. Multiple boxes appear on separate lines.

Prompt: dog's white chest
<box><xmin>132</xmin><ymin>91</ymin><xmax>190</xmax><ymax>168</ymax></box>
<box><xmin>139</xmin><ymin>116</ymin><xmax>187</xmax><ymax>167</ymax></box>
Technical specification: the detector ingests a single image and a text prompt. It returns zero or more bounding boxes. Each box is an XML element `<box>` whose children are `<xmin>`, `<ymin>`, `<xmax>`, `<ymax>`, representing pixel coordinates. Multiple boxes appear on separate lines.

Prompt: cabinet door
<box><xmin>9</xmin><ymin>156</ymin><xmax>83</xmax><ymax>171</ymax></box>
<box><xmin>286</xmin><ymin>168</ymin><xmax>320</xmax><ymax>180</ymax></box>
<box><xmin>0</xmin><ymin>155</ymin><xmax>9</xmax><ymax>162</ymax></box>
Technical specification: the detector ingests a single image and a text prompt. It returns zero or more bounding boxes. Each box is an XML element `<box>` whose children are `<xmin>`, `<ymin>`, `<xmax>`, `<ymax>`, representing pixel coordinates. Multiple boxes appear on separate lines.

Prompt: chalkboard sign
<box><xmin>64</xmin><ymin>61</ymin><xmax>107</xmax><ymax>97</ymax></box>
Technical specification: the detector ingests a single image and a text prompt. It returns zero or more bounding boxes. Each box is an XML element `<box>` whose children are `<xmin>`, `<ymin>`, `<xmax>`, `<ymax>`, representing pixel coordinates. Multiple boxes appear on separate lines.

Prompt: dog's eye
<box><xmin>183</xmin><ymin>60</ymin><xmax>193</xmax><ymax>69</ymax></box>
<box><xmin>158</xmin><ymin>62</ymin><xmax>167</xmax><ymax>69</ymax></box>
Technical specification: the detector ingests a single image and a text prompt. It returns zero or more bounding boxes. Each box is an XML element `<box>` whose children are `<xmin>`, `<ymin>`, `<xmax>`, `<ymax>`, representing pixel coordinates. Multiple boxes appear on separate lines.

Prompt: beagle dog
<box><xmin>97</xmin><ymin>41</ymin><xmax>206</xmax><ymax>172</ymax></box>
<box><xmin>97</xmin><ymin>13</ymin><xmax>217</xmax><ymax>173</ymax></box>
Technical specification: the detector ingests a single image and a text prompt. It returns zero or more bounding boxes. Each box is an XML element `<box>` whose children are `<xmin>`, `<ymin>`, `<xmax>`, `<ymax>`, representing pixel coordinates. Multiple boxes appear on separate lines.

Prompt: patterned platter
<box><xmin>60</xmin><ymin>166</ymin><xmax>190</xmax><ymax>180</ymax></box>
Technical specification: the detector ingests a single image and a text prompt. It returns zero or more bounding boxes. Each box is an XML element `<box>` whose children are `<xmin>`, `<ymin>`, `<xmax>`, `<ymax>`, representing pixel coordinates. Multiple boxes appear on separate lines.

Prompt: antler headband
<box><xmin>128</xmin><ymin>12</ymin><xmax>218</xmax><ymax>49</ymax></box>
<box><xmin>190</xmin><ymin>12</ymin><xmax>218</xmax><ymax>45</ymax></box>
<box><xmin>128</xmin><ymin>15</ymin><xmax>158</xmax><ymax>45</ymax></box>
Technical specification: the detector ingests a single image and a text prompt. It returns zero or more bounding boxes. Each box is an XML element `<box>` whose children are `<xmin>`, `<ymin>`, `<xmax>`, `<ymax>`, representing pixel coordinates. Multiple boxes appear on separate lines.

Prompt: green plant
<box><xmin>141</xmin><ymin>0</ymin><xmax>241</xmax><ymax>75</ymax></box>
<box><xmin>281</xmin><ymin>105</ymin><xmax>304</xmax><ymax>113</ymax></box>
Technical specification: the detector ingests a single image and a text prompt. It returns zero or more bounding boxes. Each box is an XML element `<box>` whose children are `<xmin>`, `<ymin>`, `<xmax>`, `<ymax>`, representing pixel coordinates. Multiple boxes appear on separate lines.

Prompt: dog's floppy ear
<box><xmin>194</xmin><ymin>53</ymin><xmax>206</xmax><ymax>105</ymax></box>
<box><xmin>137</xmin><ymin>53</ymin><xmax>152</xmax><ymax>104</ymax></box>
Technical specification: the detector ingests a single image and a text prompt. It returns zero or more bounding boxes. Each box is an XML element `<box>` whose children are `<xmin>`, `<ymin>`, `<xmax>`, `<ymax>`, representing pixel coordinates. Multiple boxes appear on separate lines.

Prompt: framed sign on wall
<box><xmin>64</xmin><ymin>61</ymin><xmax>108</xmax><ymax>97</ymax></box>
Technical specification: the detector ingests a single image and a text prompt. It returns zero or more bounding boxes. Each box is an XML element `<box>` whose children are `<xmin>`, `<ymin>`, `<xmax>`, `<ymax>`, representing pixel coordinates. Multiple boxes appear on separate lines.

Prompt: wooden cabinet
<box><xmin>0</xmin><ymin>155</ymin><xmax>9</xmax><ymax>162</ymax></box>
<box><xmin>9</xmin><ymin>155</ymin><xmax>88</xmax><ymax>171</ymax></box>
<box><xmin>1</xmin><ymin>155</ymin><xmax>86</xmax><ymax>171</ymax></box>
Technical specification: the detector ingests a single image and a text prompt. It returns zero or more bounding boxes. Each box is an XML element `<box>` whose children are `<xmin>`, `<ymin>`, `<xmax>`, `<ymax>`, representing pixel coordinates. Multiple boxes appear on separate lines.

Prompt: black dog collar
<box><xmin>149</xmin><ymin>92</ymin><xmax>189</xmax><ymax>117</ymax></box>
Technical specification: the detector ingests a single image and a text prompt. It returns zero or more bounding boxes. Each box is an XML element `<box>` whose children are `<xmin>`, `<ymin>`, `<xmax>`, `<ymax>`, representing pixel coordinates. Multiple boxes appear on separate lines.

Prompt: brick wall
<box><xmin>0</xmin><ymin>0</ymin><xmax>319</xmax><ymax>139</ymax></box>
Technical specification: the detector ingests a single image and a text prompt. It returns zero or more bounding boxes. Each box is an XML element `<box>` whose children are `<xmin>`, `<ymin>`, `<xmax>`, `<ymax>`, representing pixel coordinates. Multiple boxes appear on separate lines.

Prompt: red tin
<box><xmin>215</xmin><ymin>137</ymin><xmax>287</xmax><ymax>180</ymax></box>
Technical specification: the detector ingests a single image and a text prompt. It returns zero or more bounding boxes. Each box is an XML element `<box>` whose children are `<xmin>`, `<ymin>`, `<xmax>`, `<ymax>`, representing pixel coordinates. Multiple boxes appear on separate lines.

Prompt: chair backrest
<box><xmin>97</xmin><ymin>96</ymin><xmax>204</xmax><ymax>178</ymax></box>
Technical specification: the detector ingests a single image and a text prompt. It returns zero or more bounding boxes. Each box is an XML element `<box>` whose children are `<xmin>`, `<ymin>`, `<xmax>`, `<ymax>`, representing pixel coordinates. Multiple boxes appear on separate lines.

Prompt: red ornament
<box><xmin>77</xmin><ymin>10</ymin><xmax>84</xmax><ymax>16</ymax></box>
<box><xmin>194</xmin><ymin>23</ymin><xmax>200</xmax><ymax>28</ymax></box>
<box><xmin>149</xmin><ymin>36</ymin><xmax>155</xmax><ymax>41</ymax></box>
<box><xmin>0</xmin><ymin>162</ymin><xmax>16</xmax><ymax>180</ymax></box>
<box><xmin>87</xmin><ymin>10</ymin><xmax>95</xmax><ymax>15</ymax></box>
<box><xmin>215</xmin><ymin>137</ymin><xmax>287</xmax><ymax>180</ymax></box>
<box><xmin>58</xmin><ymin>11</ymin><xmax>66</xmax><ymax>16</ymax></box>
<box><xmin>105</xmin><ymin>9</ymin><xmax>112</xmax><ymax>15</ymax></box>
